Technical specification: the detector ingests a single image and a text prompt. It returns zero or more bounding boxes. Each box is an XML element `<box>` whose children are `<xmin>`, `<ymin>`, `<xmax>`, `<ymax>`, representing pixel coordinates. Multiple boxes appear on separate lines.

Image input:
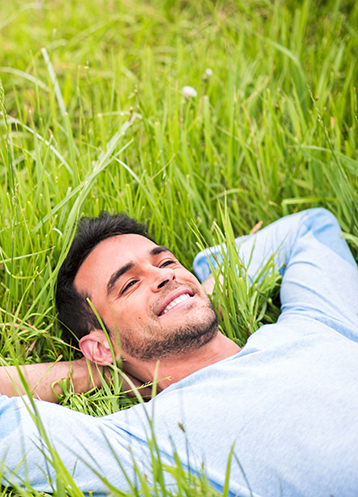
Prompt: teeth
<box><xmin>162</xmin><ymin>294</ymin><xmax>191</xmax><ymax>314</ymax></box>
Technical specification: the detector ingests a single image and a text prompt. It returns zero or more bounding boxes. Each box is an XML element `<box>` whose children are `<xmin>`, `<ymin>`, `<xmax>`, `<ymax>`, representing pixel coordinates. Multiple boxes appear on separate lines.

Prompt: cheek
<box><xmin>120</xmin><ymin>294</ymin><xmax>149</xmax><ymax>324</ymax></box>
<box><xmin>178</xmin><ymin>269</ymin><xmax>200</xmax><ymax>285</ymax></box>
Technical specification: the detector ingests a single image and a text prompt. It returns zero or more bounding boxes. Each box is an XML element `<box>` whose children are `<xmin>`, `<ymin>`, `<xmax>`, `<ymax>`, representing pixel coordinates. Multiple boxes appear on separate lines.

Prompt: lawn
<box><xmin>0</xmin><ymin>0</ymin><xmax>357</xmax><ymax>494</ymax></box>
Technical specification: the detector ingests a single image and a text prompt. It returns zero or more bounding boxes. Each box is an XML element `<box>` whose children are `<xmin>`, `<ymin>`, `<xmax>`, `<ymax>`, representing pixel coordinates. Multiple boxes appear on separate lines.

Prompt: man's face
<box><xmin>74</xmin><ymin>234</ymin><xmax>218</xmax><ymax>361</ymax></box>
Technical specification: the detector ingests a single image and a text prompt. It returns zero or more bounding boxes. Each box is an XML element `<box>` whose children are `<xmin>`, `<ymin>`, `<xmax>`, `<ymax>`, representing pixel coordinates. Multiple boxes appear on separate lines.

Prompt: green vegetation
<box><xmin>0</xmin><ymin>0</ymin><xmax>357</xmax><ymax>494</ymax></box>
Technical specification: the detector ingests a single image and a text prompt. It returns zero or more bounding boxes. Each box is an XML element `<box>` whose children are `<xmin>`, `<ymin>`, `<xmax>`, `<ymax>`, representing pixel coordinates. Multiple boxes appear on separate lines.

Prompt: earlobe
<box><xmin>79</xmin><ymin>330</ymin><xmax>114</xmax><ymax>366</ymax></box>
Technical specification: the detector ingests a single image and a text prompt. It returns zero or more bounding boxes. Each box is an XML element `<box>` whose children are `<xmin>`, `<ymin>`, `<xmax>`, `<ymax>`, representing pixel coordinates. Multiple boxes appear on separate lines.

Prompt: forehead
<box><xmin>74</xmin><ymin>234</ymin><xmax>158</xmax><ymax>294</ymax></box>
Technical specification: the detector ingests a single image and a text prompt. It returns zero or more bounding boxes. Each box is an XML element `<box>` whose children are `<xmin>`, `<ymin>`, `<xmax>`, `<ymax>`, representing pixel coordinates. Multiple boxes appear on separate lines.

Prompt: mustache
<box><xmin>153</xmin><ymin>282</ymin><xmax>200</xmax><ymax>316</ymax></box>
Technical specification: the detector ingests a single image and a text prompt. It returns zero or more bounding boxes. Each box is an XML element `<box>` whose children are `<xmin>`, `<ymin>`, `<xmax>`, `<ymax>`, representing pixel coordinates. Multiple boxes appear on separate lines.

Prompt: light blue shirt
<box><xmin>1</xmin><ymin>208</ymin><xmax>358</xmax><ymax>496</ymax></box>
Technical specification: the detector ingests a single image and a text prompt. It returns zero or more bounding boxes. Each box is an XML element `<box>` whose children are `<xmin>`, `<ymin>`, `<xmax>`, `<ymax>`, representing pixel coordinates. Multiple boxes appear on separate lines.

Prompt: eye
<box><xmin>121</xmin><ymin>280</ymin><xmax>137</xmax><ymax>294</ymax></box>
<box><xmin>160</xmin><ymin>260</ymin><xmax>175</xmax><ymax>268</ymax></box>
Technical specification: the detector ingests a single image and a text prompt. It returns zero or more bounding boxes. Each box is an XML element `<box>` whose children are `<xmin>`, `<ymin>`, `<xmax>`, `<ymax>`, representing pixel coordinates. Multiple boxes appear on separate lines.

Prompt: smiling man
<box><xmin>1</xmin><ymin>208</ymin><xmax>358</xmax><ymax>497</ymax></box>
<box><xmin>56</xmin><ymin>213</ymin><xmax>239</xmax><ymax>391</ymax></box>
<box><xmin>75</xmin><ymin>234</ymin><xmax>221</xmax><ymax>364</ymax></box>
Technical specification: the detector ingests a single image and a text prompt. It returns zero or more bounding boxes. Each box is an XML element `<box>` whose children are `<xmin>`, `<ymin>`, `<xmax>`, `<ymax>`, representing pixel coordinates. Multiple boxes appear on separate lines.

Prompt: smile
<box><xmin>160</xmin><ymin>292</ymin><xmax>193</xmax><ymax>316</ymax></box>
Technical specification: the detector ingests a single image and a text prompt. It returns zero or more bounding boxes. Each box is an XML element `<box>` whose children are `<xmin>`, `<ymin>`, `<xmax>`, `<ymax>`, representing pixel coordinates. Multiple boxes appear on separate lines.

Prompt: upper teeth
<box><xmin>162</xmin><ymin>293</ymin><xmax>191</xmax><ymax>314</ymax></box>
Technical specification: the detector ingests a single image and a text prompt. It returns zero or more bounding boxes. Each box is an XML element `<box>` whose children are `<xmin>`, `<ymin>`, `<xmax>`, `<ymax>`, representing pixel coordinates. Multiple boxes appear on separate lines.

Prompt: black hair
<box><xmin>56</xmin><ymin>211</ymin><xmax>155</xmax><ymax>343</ymax></box>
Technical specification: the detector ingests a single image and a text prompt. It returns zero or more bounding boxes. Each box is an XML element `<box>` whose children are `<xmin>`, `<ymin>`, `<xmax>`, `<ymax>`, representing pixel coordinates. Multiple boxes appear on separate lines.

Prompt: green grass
<box><xmin>0</xmin><ymin>0</ymin><xmax>358</xmax><ymax>494</ymax></box>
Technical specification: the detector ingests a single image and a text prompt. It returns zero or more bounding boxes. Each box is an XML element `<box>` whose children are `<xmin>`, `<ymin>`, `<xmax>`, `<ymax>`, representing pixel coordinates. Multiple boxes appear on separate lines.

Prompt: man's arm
<box><xmin>0</xmin><ymin>358</ymin><xmax>154</xmax><ymax>403</ymax></box>
<box><xmin>0</xmin><ymin>358</ymin><xmax>106</xmax><ymax>402</ymax></box>
<box><xmin>194</xmin><ymin>208</ymin><xmax>358</xmax><ymax>341</ymax></box>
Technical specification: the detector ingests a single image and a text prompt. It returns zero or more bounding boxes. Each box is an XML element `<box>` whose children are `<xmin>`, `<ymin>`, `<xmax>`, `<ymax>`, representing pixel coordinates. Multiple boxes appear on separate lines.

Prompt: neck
<box><xmin>123</xmin><ymin>331</ymin><xmax>241</xmax><ymax>392</ymax></box>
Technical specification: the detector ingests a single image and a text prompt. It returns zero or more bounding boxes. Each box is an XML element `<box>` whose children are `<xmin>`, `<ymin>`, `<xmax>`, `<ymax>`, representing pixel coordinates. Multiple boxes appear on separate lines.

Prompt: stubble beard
<box><xmin>119</xmin><ymin>300</ymin><xmax>219</xmax><ymax>361</ymax></box>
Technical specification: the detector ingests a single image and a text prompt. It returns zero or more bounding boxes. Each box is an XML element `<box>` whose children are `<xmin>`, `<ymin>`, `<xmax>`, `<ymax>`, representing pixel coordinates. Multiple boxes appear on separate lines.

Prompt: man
<box><xmin>0</xmin><ymin>208</ymin><xmax>358</xmax><ymax>497</ymax></box>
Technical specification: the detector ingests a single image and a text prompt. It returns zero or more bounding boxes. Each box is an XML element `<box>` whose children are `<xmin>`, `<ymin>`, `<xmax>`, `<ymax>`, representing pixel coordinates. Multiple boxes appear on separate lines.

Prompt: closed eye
<box><xmin>121</xmin><ymin>280</ymin><xmax>138</xmax><ymax>294</ymax></box>
<box><xmin>160</xmin><ymin>260</ymin><xmax>175</xmax><ymax>268</ymax></box>
<box><xmin>120</xmin><ymin>260</ymin><xmax>176</xmax><ymax>294</ymax></box>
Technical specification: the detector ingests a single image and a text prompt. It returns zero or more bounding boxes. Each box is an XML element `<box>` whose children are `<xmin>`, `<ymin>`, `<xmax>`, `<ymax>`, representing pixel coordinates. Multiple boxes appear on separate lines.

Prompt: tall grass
<box><xmin>0</xmin><ymin>0</ymin><xmax>358</xmax><ymax>494</ymax></box>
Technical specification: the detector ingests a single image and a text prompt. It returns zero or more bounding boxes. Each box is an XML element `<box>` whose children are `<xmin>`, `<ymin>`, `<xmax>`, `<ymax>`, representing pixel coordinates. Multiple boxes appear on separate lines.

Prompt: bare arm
<box><xmin>0</xmin><ymin>358</ymin><xmax>106</xmax><ymax>403</ymax></box>
<box><xmin>0</xmin><ymin>358</ymin><xmax>154</xmax><ymax>403</ymax></box>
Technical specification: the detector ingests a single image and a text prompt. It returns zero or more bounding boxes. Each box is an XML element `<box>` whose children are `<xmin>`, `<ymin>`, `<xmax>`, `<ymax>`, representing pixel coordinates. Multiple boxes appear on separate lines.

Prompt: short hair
<box><xmin>56</xmin><ymin>211</ymin><xmax>155</xmax><ymax>343</ymax></box>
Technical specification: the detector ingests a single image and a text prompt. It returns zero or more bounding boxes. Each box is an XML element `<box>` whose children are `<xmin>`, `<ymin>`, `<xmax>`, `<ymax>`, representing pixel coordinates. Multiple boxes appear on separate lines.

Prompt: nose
<box><xmin>151</xmin><ymin>266</ymin><xmax>175</xmax><ymax>292</ymax></box>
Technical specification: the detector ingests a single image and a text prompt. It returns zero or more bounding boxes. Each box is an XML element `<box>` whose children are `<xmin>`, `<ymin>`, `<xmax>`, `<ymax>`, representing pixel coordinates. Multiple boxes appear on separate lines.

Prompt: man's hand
<box><xmin>202</xmin><ymin>272</ymin><xmax>223</xmax><ymax>318</ymax></box>
<box><xmin>201</xmin><ymin>274</ymin><xmax>216</xmax><ymax>295</ymax></box>
<box><xmin>119</xmin><ymin>370</ymin><xmax>157</xmax><ymax>399</ymax></box>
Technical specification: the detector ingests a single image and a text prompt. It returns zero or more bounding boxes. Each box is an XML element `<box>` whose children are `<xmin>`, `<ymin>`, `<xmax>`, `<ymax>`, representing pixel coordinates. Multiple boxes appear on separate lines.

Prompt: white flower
<box><xmin>182</xmin><ymin>86</ymin><xmax>197</xmax><ymax>98</ymax></box>
<box><xmin>205</xmin><ymin>68</ymin><xmax>213</xmax><ymax>77</ymax></box>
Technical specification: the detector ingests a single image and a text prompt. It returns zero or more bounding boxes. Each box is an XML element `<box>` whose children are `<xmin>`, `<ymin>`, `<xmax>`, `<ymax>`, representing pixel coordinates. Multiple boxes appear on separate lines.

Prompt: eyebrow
<box><xmin>106</xmin><ymin>245</ymin><xmax>173</xmax><ymax>296</ymax></box>
<box><xmin>106</xmin><ymin>262</ymin><xmax>134</xmax><ymax>296</ymax></box>
<box><xmin>150</xmin><ymin>245</ymin><xmax>172</xmax><ymax>257</ymax></box>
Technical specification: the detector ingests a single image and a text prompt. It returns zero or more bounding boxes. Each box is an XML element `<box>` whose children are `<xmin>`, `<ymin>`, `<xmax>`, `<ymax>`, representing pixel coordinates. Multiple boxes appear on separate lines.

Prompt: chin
<box><xmin>122</xmin><ymin>302</ymin><xmax>219</xmax><ymax>361</ymax></box>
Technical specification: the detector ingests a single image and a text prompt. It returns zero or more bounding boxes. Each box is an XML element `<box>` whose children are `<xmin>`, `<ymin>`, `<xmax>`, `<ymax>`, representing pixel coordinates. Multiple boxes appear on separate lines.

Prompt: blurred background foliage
<box><xmin>0</xmin><ymin>0</ymin><xmax>357</xmax><ymax>369</ymax></box>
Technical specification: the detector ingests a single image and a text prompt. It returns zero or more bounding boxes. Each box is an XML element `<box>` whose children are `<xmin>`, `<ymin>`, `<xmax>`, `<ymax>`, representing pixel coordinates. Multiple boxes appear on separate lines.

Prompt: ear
<box><xmin>79</xmin><ymin>330</ymin><xmax>114</xmax><ymax>366</ymax></box>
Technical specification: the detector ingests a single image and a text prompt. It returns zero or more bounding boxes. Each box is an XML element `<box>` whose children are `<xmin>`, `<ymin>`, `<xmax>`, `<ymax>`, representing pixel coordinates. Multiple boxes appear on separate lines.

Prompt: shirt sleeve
<box><xmin>0</xmin><ymin>394</ymin><xmax>137</xmax><ymax>494</ymax></box>
<box><xmin>193</xmin><ymin>208</ymin><xmax>358</xmax><ymax>342</ymax></box>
